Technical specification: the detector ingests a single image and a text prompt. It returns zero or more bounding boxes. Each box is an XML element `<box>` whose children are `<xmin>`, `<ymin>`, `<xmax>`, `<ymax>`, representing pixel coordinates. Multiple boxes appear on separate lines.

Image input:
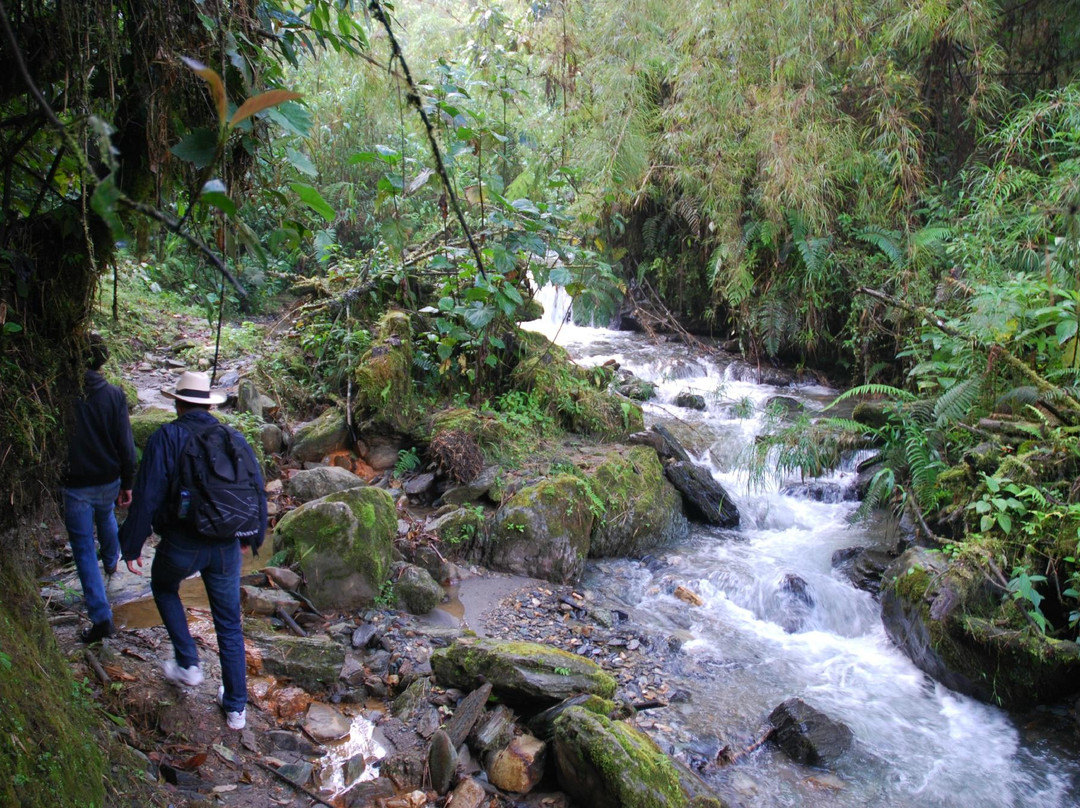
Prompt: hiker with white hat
<box><xmin>119</xmin><ymin>370</ymin><xmax>266</xmax><ymax>731</ymax></box>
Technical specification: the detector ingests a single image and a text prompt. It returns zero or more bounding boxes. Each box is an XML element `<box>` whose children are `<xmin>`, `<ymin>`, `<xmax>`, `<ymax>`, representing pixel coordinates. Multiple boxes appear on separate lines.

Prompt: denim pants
<box><xmin>151</xmin><ymin>535</ymin><xmax>247</xmax><ymax>713</ymax></box>
<box><xmin>63</xmin><ymin>481</ymin><xmax>120</xmax><ymax>625</ymax></box>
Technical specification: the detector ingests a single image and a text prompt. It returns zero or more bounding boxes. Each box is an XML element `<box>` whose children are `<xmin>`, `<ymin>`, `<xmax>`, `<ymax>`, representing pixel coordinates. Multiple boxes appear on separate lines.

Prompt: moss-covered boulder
<box><xmin>246</xmin><ymin>621</ymin><xmax>346</xmax><ymax>693</ymax></box>
<box><xmin>431</xmin><ymin>638</ymin><xmax>616</xmax><ymax>707</ymax></box>
<box><xmin>291</xmin><ymin>407</ymin><xmax>349</xmax><ymax>463</ymax></box>
<box><xmin>393</xmin><ymin>563</ymin><xmax>444</xmax><ymax>614</ymax></box>
<box><xmin>487</xmin><ymin>474</ymin><xmax>594</xmax><ymax>583</ymax></box>
<box><xmin>880</xmin><ymin>547</ymin><xmax>1080</xmax><ymax>707</ymax></box>
<box><xmin>272</xmin><ymin>486</ymin><xmax>397</xmax><ymax>610</ymax></box>
<box><xmin>589</xmin><ymin>446</ymin><xmax>688</xmax><ymax>558</ymax></box>
<box><xmin>553</xmin><ymin>706</ymin><xmax>688</xmax><ymax>808</ymax></box>
<box><xmin>353</xmin><ymin>311</ymin><xmax>417</xmax><ymax>433</ymax></box>
<box><xmin>428</xmin><ymin>506</ymin><xmax>487</xmax><ymax>553</ymax></box>
<box><xmin>130</xmin><ymin>407</ymin><xmax>175</xmax><ymax>449</ymax></box>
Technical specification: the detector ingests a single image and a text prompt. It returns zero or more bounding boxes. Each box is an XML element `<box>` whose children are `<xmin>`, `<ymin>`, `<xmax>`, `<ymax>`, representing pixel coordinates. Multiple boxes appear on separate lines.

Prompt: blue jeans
<box><xmin>151</xmin><ymin>535</ymin><xmax>247</xmax><ymax>713</ymax></box>
<box><xmin>63</xmin><ymin>481</ymin><xmax>121</xmax><ymax>625</ymax></box>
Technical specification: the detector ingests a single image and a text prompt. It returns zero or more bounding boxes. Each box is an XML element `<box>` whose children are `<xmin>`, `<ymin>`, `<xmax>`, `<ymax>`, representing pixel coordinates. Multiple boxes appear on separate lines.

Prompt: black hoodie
<box><xmin>65</xmin><ymin>370</ymin><xmax>137</xmax><ymax>489</ymax></box>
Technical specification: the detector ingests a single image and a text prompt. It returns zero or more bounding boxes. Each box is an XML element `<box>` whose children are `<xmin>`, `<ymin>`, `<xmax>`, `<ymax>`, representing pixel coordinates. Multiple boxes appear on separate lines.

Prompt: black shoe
<box><xmin>103</xmin><ymin>565</ymin><xmax>117</xmax><ymax>576</ymax></box>
<box><xmin>80</xmin><ymin>619</ymin><xmax>115</xmax><ymax>644</ymax></box>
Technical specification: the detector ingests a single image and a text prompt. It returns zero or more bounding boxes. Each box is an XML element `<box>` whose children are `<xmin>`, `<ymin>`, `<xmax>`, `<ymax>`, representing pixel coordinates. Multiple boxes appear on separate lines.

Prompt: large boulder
<box><xmin>664</xmin><ymin>461</ymin><xmax>740</xmax><ymax>527</ymax></box>
<box><xmin>880</xmin><ymin>547</ymin><xmax>1080</xmax><ymax>707</ymax></box>
<box><xmin>130</xmin><ymin>408</ymin><xmax>175</xmax><ymax>449</ymax></box>
<box><xmin>286</xmin><ymin>466</ymin><xmax>365</xmax><ymax>502</ymax></box>
<box><xmin>486</xmin><ymin>475</ymin><xmax>594</xmax><ymax>583</ymax></box>
<box><xmin>393</xmin><ymin>563</ymin><xmax>444</xmax><ymax>615</ymax></box>
<box><xmin>553</xmin><ymin>706</ymin><xmax>688</xmax><ymax>808</ymax></box>
<box><xmin>431</xmin><ymin>638</ymin><xmax>616</xmax><ymax>708</ymax></box>
<box><xmin>272</xmin><ymin>486</ymin><xmax>396</xmax><ymax>610</ymax></box>
<box><xmin>290</xmin><ymin>407</ymin><xmax>349</xmax><ymax>463</ymax></box>
<box><xmin>589</xmin><ymin>446</ymin><xmax>688</xmax><ymax>558</ymax></box>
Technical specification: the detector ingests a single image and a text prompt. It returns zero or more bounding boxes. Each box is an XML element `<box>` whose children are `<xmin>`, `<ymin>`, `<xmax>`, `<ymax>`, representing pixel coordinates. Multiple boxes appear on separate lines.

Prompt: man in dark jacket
<box><xmin>119</xmin><ymin>370</ymin><xmax>266</xmax><ymax>731</ymax></box>
<box><xmin>64</xmin><ymin>334</ymin><xmax>136</xmax><ymax>643</ymax></box>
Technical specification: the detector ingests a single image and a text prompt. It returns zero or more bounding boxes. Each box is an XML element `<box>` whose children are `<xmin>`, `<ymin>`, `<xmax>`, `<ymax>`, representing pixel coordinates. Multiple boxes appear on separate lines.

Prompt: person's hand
<box><xmin>126</xmin><ymin>556</ymin><xmax>143</xmax><ymax>576</ymax></box>
<box><xmin>116</xmin><ymin>489</ymin><xmax>132</xmax><ymax>508</ymax></box>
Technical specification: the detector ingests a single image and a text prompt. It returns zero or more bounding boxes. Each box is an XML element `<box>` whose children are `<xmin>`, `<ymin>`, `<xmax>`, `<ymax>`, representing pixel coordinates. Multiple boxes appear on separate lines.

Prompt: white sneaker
<box><xmin>162</xmin><ymin>659</ymin><xmax>204</xmax><ymax>687</ymax></box>
<box><xmin>217</xmin><ymin>685</ymin><xmax>247</xmax><ymax>730</ymax></box>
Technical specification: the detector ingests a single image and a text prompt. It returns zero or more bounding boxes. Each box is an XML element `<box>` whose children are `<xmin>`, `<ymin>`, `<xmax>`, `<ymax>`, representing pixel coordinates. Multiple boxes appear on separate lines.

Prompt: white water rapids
<box><xmin>523</xmin><ymin>287</ymin><xmax>1080</xmax><ymax>808</ymax></box>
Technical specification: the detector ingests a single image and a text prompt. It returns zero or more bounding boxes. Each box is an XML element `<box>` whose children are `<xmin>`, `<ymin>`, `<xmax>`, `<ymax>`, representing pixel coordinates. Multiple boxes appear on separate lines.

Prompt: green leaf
<box><xmin>463</xmin><ymin>306</ymin><xmax>495</xmax><ymax>330</ymax></box>
<box><xmin>90</xmin><ymin>175</ymin><xmax>125</xmax><ymax>240</ymax></box>
<box><xmin>2</xmin><ymin>322</ymin><xmax>23</xmax><ymax>334</ymax></box>
<box><xmin>269</xmin><ymin>227</ymin><xmax>301</xmax><ymax>253</ymax></box>
<box><xmin>997</xmin><ymin>513</ymin><xmax>1012</xmax><ymax>534</ymax></box>
<box><xmin>172</xmin><ymin>128</ymin><xmax>219</xmax><ymax>169</ymax></box>
<box><xmin>289</xmin><ymin>183</ymin><xmax>335</xmax><ymax>222</ymax></box>
<box><xmin>266</xmin><ymin>102</ymin><xmax>313</xmax><ymax>136</ymax></box>
<box><xmin>980</xmin><ymin>514</ymin><xmax>994</xmax><ymax>532</ymax></box>
<box><xmin>286</xmin><ymin>147</ymin><xmax>318</xmax><ymax>177</ymax></box>
<box><xmin>199</xmin><ymin>179</ymin><xmax>236</xmax><ymax>216</ymax></box>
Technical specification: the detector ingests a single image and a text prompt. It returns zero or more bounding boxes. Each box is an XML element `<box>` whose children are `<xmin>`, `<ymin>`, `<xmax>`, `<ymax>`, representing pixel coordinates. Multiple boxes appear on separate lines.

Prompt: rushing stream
<box><xmin>523</xmin><ymin>291</ymin><xmax>1080</xmax><ymax>808</ymax></box>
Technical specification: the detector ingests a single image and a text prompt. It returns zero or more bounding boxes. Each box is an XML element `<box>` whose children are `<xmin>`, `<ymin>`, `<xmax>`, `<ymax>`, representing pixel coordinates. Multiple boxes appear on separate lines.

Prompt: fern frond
<box><xmin>829</xmin><ymin>384</ymin><xmax>917</xmax><ymax>407</ymax></box>
<box><xmin>673</xmin><ymin>195</ymin><xmax>701</xmax><ymax>236</ymax></box>
<box><xmin>934</xmin><ymin>377</ymin><xmax>983</xmax><ymax>427</ymax></box>
<box><xmin>994</xmin><ymin>385</ymin><xmax>1039</xmax><ymax>413</ymax></box>
<box><xmin>849</xmin><ymin>466</ymin><xmax>896</xmax><ymax>523</ymax></box>
<box><xmin>855</xmin><ymin>225</ymin><xmax>904</xmax><ymax>271</ymax></box>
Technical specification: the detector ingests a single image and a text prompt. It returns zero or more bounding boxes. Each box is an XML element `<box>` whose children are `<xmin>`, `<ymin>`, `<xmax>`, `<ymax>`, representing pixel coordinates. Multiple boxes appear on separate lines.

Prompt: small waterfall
<box><xmin>523</xmin><ymin>306</ymin><xmax>1080</xmax><ymax>808</ymax></box>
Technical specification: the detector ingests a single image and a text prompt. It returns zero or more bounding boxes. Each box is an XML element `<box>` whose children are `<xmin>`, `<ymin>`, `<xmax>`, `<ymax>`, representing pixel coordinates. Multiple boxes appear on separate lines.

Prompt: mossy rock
<box><xmin>486</xmin><ymin>474</ymin><xmax>594</xmax><ymax>583</ymax></box>
<box><xmin>431</xmin><ymin>638</ymin><xmax>616</xmax><ymax>707</ymax></box>
<box><xmin>393</xmin><ymin>563</ymin><xmax>444</xmax><ymax>615</ymax></box>
<box><xmin>428</xmin><ymin>506</ymin><xmax>487</xmax><ymax>551</ymax></box>
<box><xmin>430</xmin><ymin>407</ymin><xmax>508</xmax><ymax>451</ymax></box>
<box><xmin>514</xmin><ymin>328</ymin><xmax>571</xmax><ymax>364</ymax></box>
<box><xmin>273</xmin><ymin>486</ymin><xmax>396</xmax><ymax>610</ymax></box>
<box><xmin>0</xmin><ymin>549</ymin><xmax>107</xmax><ymax>807</ymax></box>
<box><xmin>291</xmin><ymin>407</ymin><xmax>349</xmax><ymax>463</ymax></box>
<box><xmin>353</xmin><ymin>311</ymin><xmax>418</xmax><ymax>432</ymax></box>
<box><xmin>880</xmin><ymin>547</ymin><xmax>1080</xmax><ymax>707</ymax></box>
<box><xmin>130</xmin><ymin>407</ymin><xmax>175</xmax><ymax>449</ymax></box>
<box><xmin>589</xmin><ymin>446</ymin><xmax>688</xmax><ymax>558</ymax></box>
<box><xmin>553</xmin><ymin>706</ymin><xmax>688</xmax><ymax>808</ymax></box>
<box><xmin>245</xmin><ymin>621</ymin><xmax>346</xmax><ymax>693</ymax></box>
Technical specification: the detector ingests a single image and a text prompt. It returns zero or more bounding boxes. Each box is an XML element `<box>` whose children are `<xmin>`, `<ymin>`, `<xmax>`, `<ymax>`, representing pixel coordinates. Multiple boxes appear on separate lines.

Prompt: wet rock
<box><xmin>304</xmin><ymin>702</ymin><xmax>351</xmax><ymax>742</ymax></box>
<box><xmin>527</xmin><ymin>694</ymin><xmax>617</xmax><ymax>743</ymax></box>
<box><xmin>277</xmin><ymin>761</ymin><xmax>313</xmax><ymax>787</ymax></box>
<box><xmin>272</xmin><ymin>486</ymin><xmax>396</xmax><ymax>610</ymax></box>
<box><xmin>240</xmin><ymin>586</ymin><xmax>301</xmax><ymax>616</ymax></box>
<box><xmin>444</xmin><ymin>682</ymin><xmax>493</xmax><ymax>748</ymax></box>
<box><xmin>351</xmin><ymin>623</ymin><xmax>380</xmax><ymax>649</ymax></box>
<box><xmin>768</xmin><ymin>697</ymin><xmax>853</xmax><ymax>764</ymax></box>
<box><xmin>431</xmin><ymin>638</ymin><xmax>617</xmax><ymax>708</ymax></box>
<box><xmin>674</xmin><ymin>392</ymin><xmax>707</xmax><ymax>410</ymax></box>
<box><xmin>847</xmin><ymin>549</ymin><xmax>896</xmax><ymax>593</ymax></box>
<box><xmin>588</xmin><ymin>446</ymin><xmax>689</xmax><ymax>559</ymax></box>
<box><xmin>247</xmin><ymin>628</ymin><xmax>346</xmax><ymax>693</ymax></box>
<box><xmin>485</xmin><ymin>475</ymin><xmax>594</xmax><ymax>584</ymax></box>
<box><xmin>674</xmin><ymin>585</ymin><xmax>703</xmax><ymax>606</ymax></box>
<box><xmin>553</xmin><ymin>705</ymin><xmax>687</xmax><ymax>808</ymax></box>
<box><xmin>488</xmin><ymin>733</ymin><xmax>546</xmax><ymax>794</ymax></box>
<box><xmin>764</xmin><ymin>395</ymin><xmax>804</xmax><ymax>417</ymax></box>
<box><xmin>391</xmin><ymin>677</ymin><xmax>432</xmax><ymax>722</ymax></box>
<box><xmin>263</xmin><ymin>566</ymin><xmax>301</xmax><ymax>591</ymax></box>
<box><xmin>780</xmin><ymin>481</ymin><xmax>849</xmax><ymax>503</ymax></box>
<box><xmin>663</xmin><ymin>358</ymin><xmax>708</xmax><ymax>380</ymax></box>
<box><xmin>347</xmin><ymin>778</ymin><xmax>396</xmax><ymax>807</ymax></box>
<box><xmin>773</xmin><ymin>573</ymin><xmax>815</xmax><ymax>633</ymax></box>
<box><xmin>470</xmin><ymin>703</ymin><xmax>516</xmax><ymax>760</ymax></box>
<box><xmin>286</xmin><ymin>466</ymin><xmax>365</xmax><ymax>502</ymax></box>
<box><xmin>267</xmin><ymin>730</ymin><xmax>320</xmax><ymax>756</ymax></box>
<box><xmin>664</xmin><ymin>461</ymin><xmax>740</xmax><ymax>527</ymax></box>
<box><xmin>393</xmin><ymin>563</ymin><xmax>443</xmax><ymax>615</ymax></box>
<box><xmin>427</xmin><ymin>507</ymin><xmax>486</xmax><ymax>550</ymax></box>
<box><xmin>428</xmin><ymin>729</ymin><xmax>458</xmax><ymax>795</ymax></box>
<box><xmin>402</xmin><ymin>472</ymin><xmax>437</xmax><ymax>504</ymax></box>
<box><xmin>290</xmin><ymin>407</ymin><xmax>349</xmax><ymax>463</ymax></box>
<box><xmin>445</xmin><ymin>777</ymin><xmax>488</xmax><ymax>808</ymax></box>
<box><xmin>343</xmin><ymin>752</ymin><xmax>367</xmax><ymax>786</ymax></box>
<box><xmin>616</xmin><ymin>372</ymin><xmax>656</xmax><ymax>402</ymax></box>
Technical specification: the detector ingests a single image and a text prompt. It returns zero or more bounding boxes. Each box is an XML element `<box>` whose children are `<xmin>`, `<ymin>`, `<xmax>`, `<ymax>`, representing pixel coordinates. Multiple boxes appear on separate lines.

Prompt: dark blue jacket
<box><xmin>119</xmin><ymin>409</ymin><xmax>267</xmax><ymax>560</ymax></box>
<box><xmin>65</xmin><ymin>370</ymin><xmax>137</xmax><ymax>489</ymax></box>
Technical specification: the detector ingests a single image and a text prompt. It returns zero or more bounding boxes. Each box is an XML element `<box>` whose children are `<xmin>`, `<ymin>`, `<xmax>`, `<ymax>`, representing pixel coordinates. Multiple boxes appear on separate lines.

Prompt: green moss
<box><xmin>0</xmin><ymin>558</ymin><xmax>107</xmax><ymax>807</ymax></box>
<box><xmin>129</xmin><ymin>408</ymin><xmax>175</xmax><ymax>450</ymax></box>
<box><xmin>353</xmin><ymin>311</ymin><xmax>418</xmax><ymax>432</ymax></box>
<box><xmin>554</xmin><ymin>706</ymin><xmax>687</xmax><ymax>808</ymax></box>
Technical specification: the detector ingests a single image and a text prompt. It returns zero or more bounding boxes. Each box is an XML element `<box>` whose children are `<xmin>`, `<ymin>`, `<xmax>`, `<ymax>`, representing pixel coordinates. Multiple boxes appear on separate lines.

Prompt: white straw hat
<box><xmin>162</xmin><ymin>370</ymin><xmax>227</xmax><ymax>405</ymax></box>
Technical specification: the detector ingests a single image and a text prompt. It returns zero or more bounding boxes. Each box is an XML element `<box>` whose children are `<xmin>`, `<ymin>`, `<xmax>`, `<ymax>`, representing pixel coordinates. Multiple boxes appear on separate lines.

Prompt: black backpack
<box><xmin>172</xmin><ymin>419</ymin><xmax>264</xmax><ymax>551</ymax></box>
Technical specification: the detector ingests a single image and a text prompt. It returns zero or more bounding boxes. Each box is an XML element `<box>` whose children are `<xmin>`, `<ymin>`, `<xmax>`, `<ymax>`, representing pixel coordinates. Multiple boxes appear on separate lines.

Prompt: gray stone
<box><xmin>428</xmin><ymin>729</ymin><xmax>458</xmax><ymax>795</ymax></box>
<box><xmin>304</xmin><ymin>702</ymin><xmax>351</xmax><ymax>742</ymax></box>
<box><xmin>674</xmin><ymin>392</ymin><xmax>706</xmax><ymax>410</ymax></box>
<box><xmin>768</xmin><ymin>698</ymin><xmax>853</xmax><ymax>764</ymax></box>
<box><xmin>263</xmin><ymin>566</ymin><xmax>302</xmax><ymax>591</ymax></box>
<box><xmin>277</xmin><ymin>761</ymin><xmax>313</xmax><ymax>787</ymax></box>
<box><xmin>470</xmin><ymin>704</ymin><xmax>516</xmax><ymax>760</ymax></box>
<box><xmin>240</xmin><ymin>585</ymin><xmax>302</xmax><ymax>616</ymax></box>
<box><xmin>286</xmin><ymin>466</ymin><xmax>365</xmax><ymax>502</ymax></box>
<box><xmin>291</xmin><ymin>408</ymin><xmax>349</xmax><ymax>463</ymax></box>
<box><xmin>260</xmin><ymin>423</ymin><xmax>284</xmax><ymax>454</ymax></box>
<box><xmin>343</xmin><ymin>752</ymin><xmax>366</xmax><ymax>787</ymax></box>
<box><xmin>444</xmin><ymin>683</ymin><xmax>493</xmax><ymax>749</ymax></box>
<box><xmin>440</xmin><ymin>465</ymin><xmax>501</xmax><ymax>505</ymax></box>
<box><xmin>237</xmin><ymin>379</ymin><xmax>263</xmax><ymax>419</ymax></box>
<box><xmin>246</xmin><ymin>627</ymin><xmax>346</xmax><ymax>692</ymax></box>
<box><xmin>394</xmin><ymin>564</ymin><xmax>443</xmax><ymax>615</ymax></box>
<box><xmin>351</xmin><ymin>623</ymin><xmax>379</xmax><ymax>649</ymax></box>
